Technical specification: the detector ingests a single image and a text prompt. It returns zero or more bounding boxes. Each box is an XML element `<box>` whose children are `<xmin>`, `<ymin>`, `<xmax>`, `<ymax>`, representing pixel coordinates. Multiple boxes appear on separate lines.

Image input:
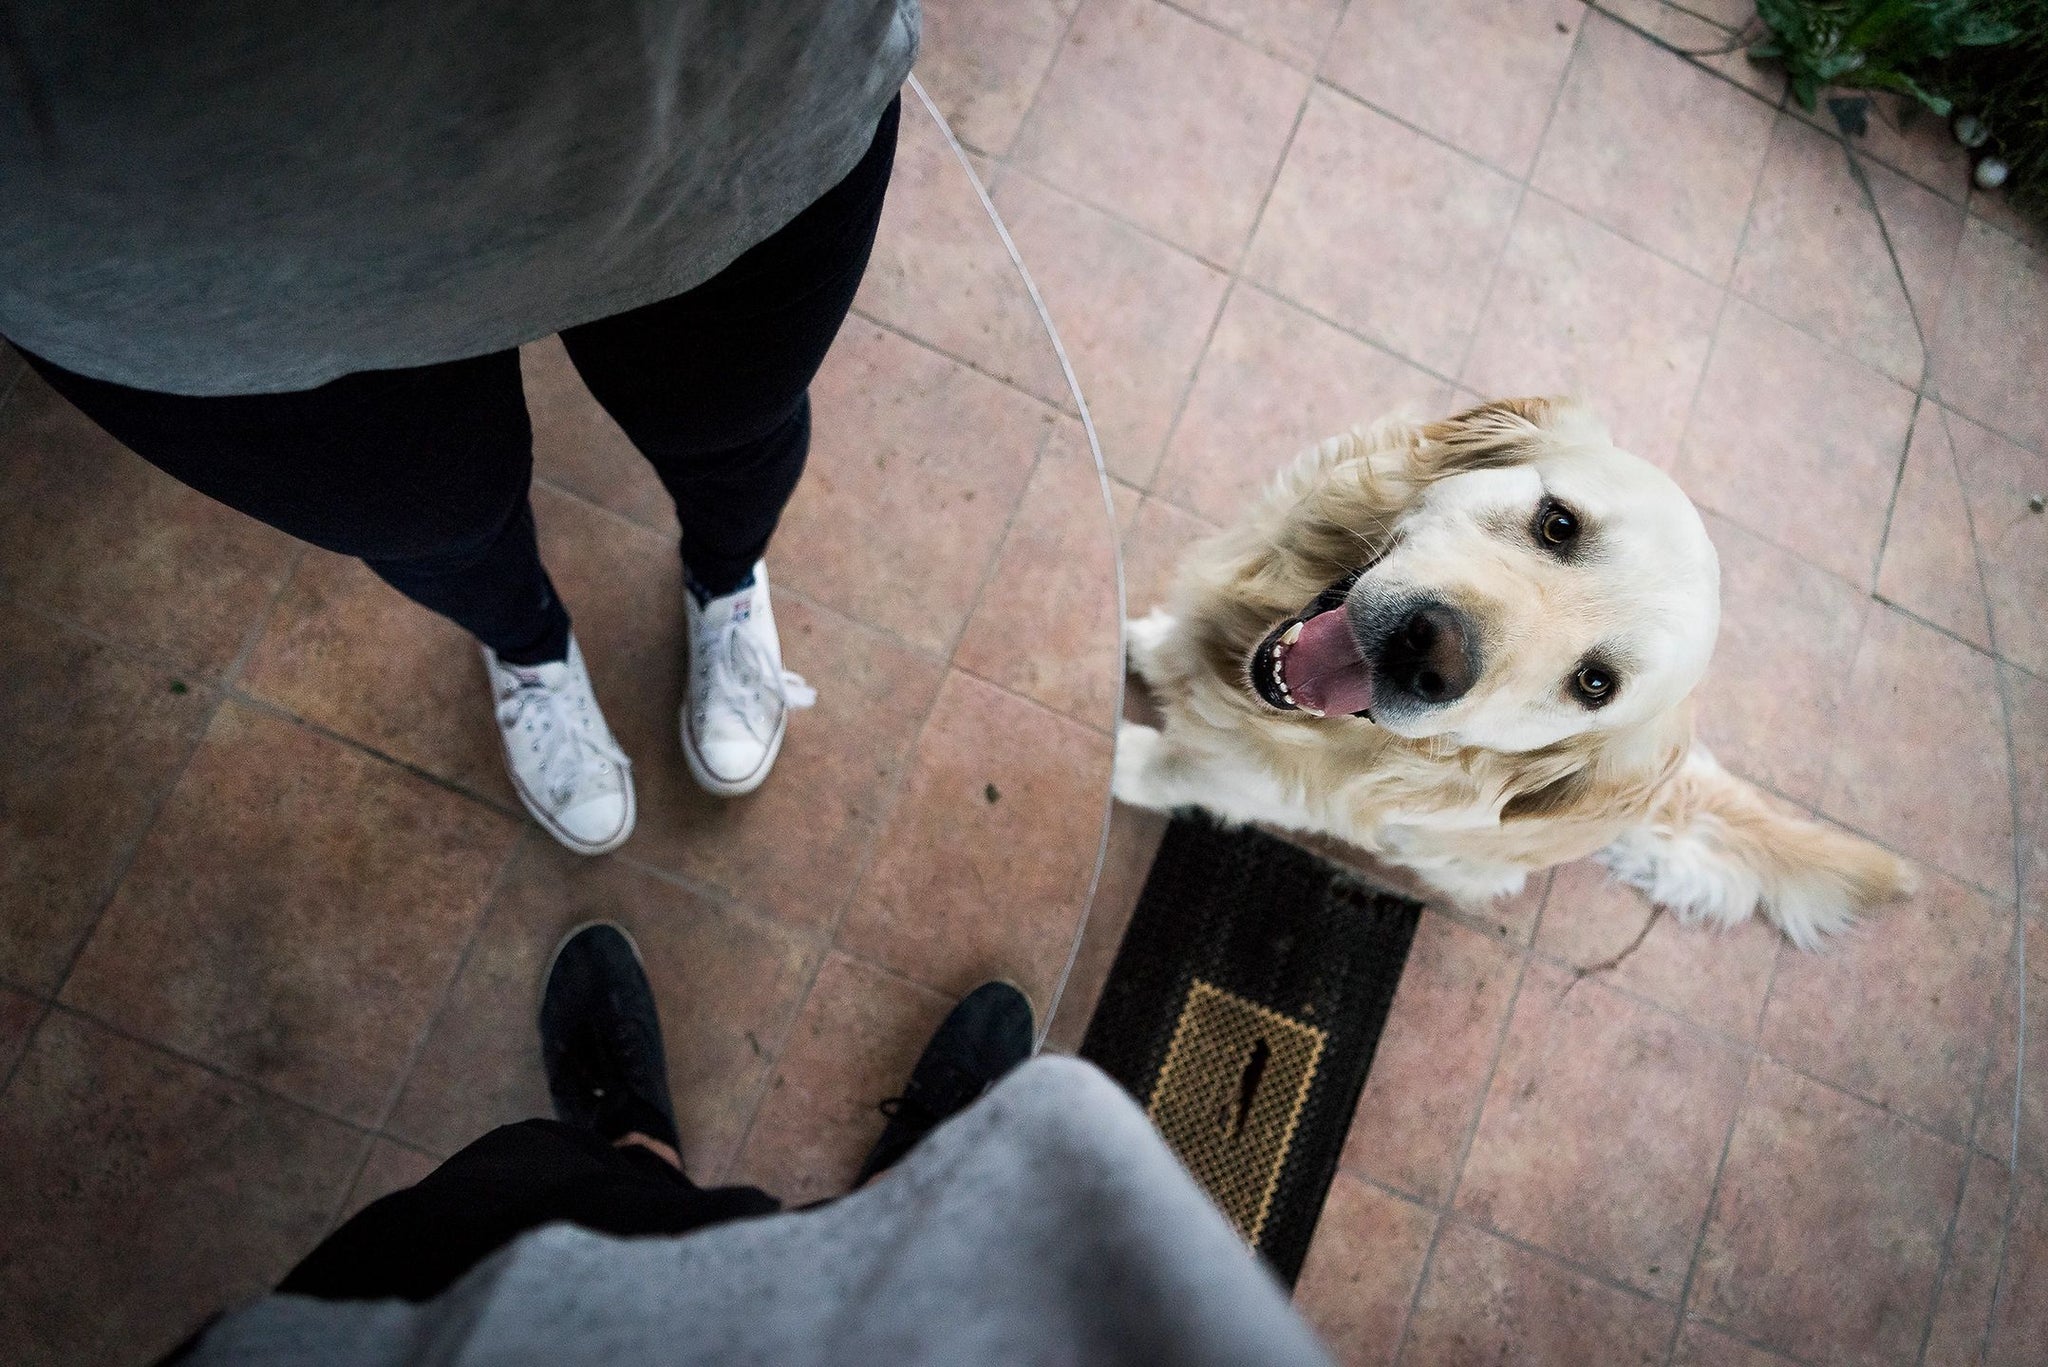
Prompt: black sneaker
<box><xmin>856</xmin><ymin>980</ymin><xmax>1035</xmax><ymax>1184</ymax></box>
<box><xmin>539</xmin><ymin>922</ymin><xmax>680</xmax><ymax>1149</ymax></box>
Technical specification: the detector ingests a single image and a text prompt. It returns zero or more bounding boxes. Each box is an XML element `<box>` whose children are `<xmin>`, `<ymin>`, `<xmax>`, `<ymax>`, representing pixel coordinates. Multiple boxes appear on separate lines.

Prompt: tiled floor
<box><xmin>915</xmin><ymin>0</ymin><xmax>2044</xmax><ymax>1363</ymax></box>
<box><xmin>0</xmin><ymin>96</ymin><xmax>1118</xmax><ymax>1361</ymax></box>
<box><xmin>3</xmin><ymin>2</ymin><xmax>2046</xmax><ymax>1363</ymax></box>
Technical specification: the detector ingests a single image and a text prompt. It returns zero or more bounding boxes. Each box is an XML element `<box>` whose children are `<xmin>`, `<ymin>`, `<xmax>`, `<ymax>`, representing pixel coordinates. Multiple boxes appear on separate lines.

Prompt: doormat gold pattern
<box><xmin>1146</xmin><ymin>980</ymin><xmax>1326</xmax><ymax>1245</ymax></box>
<box><xmin>1077</xmin><ymin>813</ymin><xmax>1421</xmax><ymax>1284</ymax></box>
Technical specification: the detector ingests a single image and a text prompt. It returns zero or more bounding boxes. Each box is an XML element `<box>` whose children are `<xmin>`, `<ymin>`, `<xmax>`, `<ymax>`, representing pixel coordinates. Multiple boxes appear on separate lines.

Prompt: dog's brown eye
<box><xmin>1574</xmin><ymin>664</ymin><xmax>1614</xmax><ymax>707</ymax></box>
<box><xmin>1539</xmin><ymin>503</ymin><xmax>1579</xmax><ymax>546</ymax></box>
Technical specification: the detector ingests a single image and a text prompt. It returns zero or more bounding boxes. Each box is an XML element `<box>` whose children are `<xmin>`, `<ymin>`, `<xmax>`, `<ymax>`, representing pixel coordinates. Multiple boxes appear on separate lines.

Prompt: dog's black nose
<box><xmin>1378</xmin><ymin>603</ymin><xmax>1475</xmax><ymax>704</ymax></box>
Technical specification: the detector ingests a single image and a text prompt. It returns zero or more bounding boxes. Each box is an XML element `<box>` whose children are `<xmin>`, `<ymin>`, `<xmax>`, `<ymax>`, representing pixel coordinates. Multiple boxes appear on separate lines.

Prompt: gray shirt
<box><xmin>0</xmin><ymin>1</ymin><xmax>918</xmax><ymax>395</ymax></box>
<box><xmin>182</xmin><ymin>1058</ymin><xmax>1335</xmax><ymax>1366</ymax></box>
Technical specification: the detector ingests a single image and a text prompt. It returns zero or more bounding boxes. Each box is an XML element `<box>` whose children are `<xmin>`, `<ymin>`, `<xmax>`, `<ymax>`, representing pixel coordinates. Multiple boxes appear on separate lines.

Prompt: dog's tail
<box><xmin>1598</xmin><ymin>748</ymin><xmax>1915</xmax><ymax>950</ymax></box>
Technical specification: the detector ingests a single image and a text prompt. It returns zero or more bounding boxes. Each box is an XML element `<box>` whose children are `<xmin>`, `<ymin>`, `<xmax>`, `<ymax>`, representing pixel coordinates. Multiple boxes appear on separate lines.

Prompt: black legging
<box><xmin>17</xmin><ymin>96</ymin><xmax>899</xmax><ymax>666</ymax></box>
<box><xmin>279</xmin><ymin>1121</ymin><xmax>780</xmax><ymax>1303</ymax></box>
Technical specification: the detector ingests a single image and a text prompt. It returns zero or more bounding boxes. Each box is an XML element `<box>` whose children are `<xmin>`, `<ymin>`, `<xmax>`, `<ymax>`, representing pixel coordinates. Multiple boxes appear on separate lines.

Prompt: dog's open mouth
<box><xmin>1249</xmin><ymin>574</ymin><xmax>1376</xmax><ymax>719</ymax></box>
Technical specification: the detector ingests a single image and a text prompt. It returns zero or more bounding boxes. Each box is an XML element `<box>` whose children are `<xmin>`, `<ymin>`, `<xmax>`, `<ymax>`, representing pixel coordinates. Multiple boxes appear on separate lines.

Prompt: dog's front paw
<box><xmin>1112</xmin><ymin>723</ymin><xmax>1171</xmax><ymax>810</ymax></box>
<box><xmin>1123</xmin><ymin>610</ymin><xmax>1177</xmax><ymax>681</ymax></box>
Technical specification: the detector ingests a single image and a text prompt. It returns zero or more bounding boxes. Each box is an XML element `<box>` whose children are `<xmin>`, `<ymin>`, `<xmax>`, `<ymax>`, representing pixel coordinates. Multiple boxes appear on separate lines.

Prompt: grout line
<box><xmin>1444</xmin><ymin>11</ymin><xmax>1589</xmax><ymax>387</ymax></box>
<box><xmin>221</xmin><ymin>692</ymin><xmax>525</xmax><ymax>820</ymax></box>
<box><xmin>1310</xmin><ymin>75</ymin><xmax>1531</xmax><ymax>193</ymax></box>
<box><xmin>942</xmin><ymin>417</ymin><xmax>1061</xmax><ymax>662</ymax></box>
<box><xmin>357</xmin><ymin>828</ymin><xmax>531</xmax><ymax>1161</ymax></box>
<box><xmin>1661</xmin><ymin>1012</ymin><xmax>1770</xmax><ymax>1365</ymax></box>
<box><xmin>1149</xmin><ymin>0</ymin><xmax>1327</xmax><ymax>74</ymax></box>
<box><xmin>1919</xmin><ymin>927</ymin><xmax>2023</xmax><ymax>1364</ymax></box>
<box><xmin>0</xmin><ymin>999</ymin><xmax>57</xmax><ymax>1101</ymax></box>
<box><xmin>1150</xmin><ymin>2</ymin><xmax>1342</xmax><ymax>495</ymax></box>
<box><xmin>1580</xmin><ymin>2</ymin><xmax>1796</xmax><ymax>126</ymax></box>
<box><xmin>847</xmin><ymin>305</ymin><xmax>1076</xmax><ymax>417</ymax></box>
<box><xmin>1390</xmin><ymin>935</ymin><xmax>1536</xmax><ymax>1363</ymax></box>
<box><xmin>1871</xmin><ymin>394</ymin><xmax>1930</xmax><ymax>593</ymax></box>
<box><xmin>991</xmin><ymin>0</ymin><xmax>1091</xmax><ymax>184</ymax></box>
<box><xmin>38</xmin><ymin>998</ymin><xmax>392</xmax><ymax>1138</ymax></box>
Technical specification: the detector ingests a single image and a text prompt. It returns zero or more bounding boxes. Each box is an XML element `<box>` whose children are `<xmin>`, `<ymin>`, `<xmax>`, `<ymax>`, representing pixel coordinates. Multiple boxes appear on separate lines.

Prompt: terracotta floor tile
<box><xmin>1598</xmin><ymin>0</ymin><xmax>1785</xmax><ymax>104</ymax></box>
<box><xmin>1678</xmin><ymin>299</ymin><xmax>1916</xmax><ymax>587</ymax></box>
<box><xmin>0</xmin><ymin>370</ymin><xmax>298</xmax><ymax>678</ymax></box>
<box><xmin>1820</xmin><ymin>606</ymin><xmax>2015</xmax><ymax>899</ymax></box>
<box><xmin>1733</xmin><ymin>113</ymin><xmax>1964</xmax><ymax>386</ymax></box>
<box><xmin>1532</xmin><ymin>13</ymin><xmax>1775</xmax><ymax>281</ymax></box>
<box><xmin>1013</xmin><ymin>0</ymin><xmax>1310</xmax><ymax>264</ymax></box>
<box><xmin>0</xmin><ymin>987</ymin><xmax>42</xmax><ymax>1082</ymax></box>
<box><xmin>992</xmin><ymin>173</ymin><xmax>1231</xmax><ymax>485</ymax></box>
<box><xmin>1925</xmin><ymin>1155</ymin><xmax>2046</xmax><ymax>1366</ymax></box>
<box><xmin>1043</xmin><ymin>804</ymin><xmax>1166</xmax><ymax>1054</ymax></box>
<box><xmin>728</xmin><ymin>950</ymin><xmax>953</xmax><ymax>1202</ymax></box>
<box><xmin>1338</xmin><ymin>911</ymin><xmax>1521</xmax><ymax>1205</ymax></box>
<box><xmin>1691</xmin><ymin>1059</ymin><xmax>1966</xmax><ymax>1364</ymax></box>
<box><xmin>60</xmin><ymin>703</ymin><xmax>519</xmax><ymax>1124</ymax></box>
<box><xmin>527</xmin><ymin>486</ymin><xmax>949</xmax><ymax>931</ymax></box>
<box><xmin>953</xmin><ymin>425</ymin><xmax>1128</xmax><ymax>729</ymax></box>
<box><xmin>914</xmin><ymin>0</ymin><xmax>1074</xmax><ymax>157</ymax></box>
<box><xmin>336</xmin><ymin>1138</ymin><xmax>442</xmax><ymax>1224</ymax></box>
<box><xmin>1171</xmin><ymin>0</ymin><xmax>1340</xmax><ymax>69</ymax></box>
<box><xmin>1693</xmin><ymin>512</ymin><xmax>1869</xmax><ymax>808</ymax></box>
<box><xmin>387</xmin><ymin>841</ymin><xmax>816</xmax><ymax>1180</ymax></box>
<box><xmin>1764</xmin><ymin>867</ymin><xmax>2009</xmax><ymax>1140</ymax></box>
<box><xmin>1402</xmin><ymin>1219</ymin><xmax>1676</xmax><ymax>1367</ymax></box>
<box><xmin>1462</xmin><ymin>193</ymin><xmax>1723</xmax><ymax>468</ymax></box>
<box><xmin>853</xmin><ymin>105</ymin><xmax>1071</xmax><ymax>407</ymax></box>
<box><xmin>1291</xmin><ymin>1173</ymin><xmax>1436</xmax><ymax>1366</ymax></box>
<box><xmin>1976</xmin><ymin>921</ymin><xmax>2045</xmax><ymax>1177</ymax></box>
<box><xmin>1121</xmin><ymin>493</ymin><xmax>1220</xmax><ymax>620</ymax></box>
<box><xmin>1932</xmin><ymin>218</ymin><xmax>2048</xmax><ymax>454</ymax></box>
<box><xmin>1877</xmin><ymin>413</ymin><xmax>1995</xmax><ymax>649</ymax></box>
<box><xmin>1156</xmin><ymin>286</ymin><xmax>1449</xmax><ymax>525</ymax></box>
<box><xmin>1672</xmin><ymin>1320</ymin><xmax>1802</xmax><ymax>1367</ymax></box>
<box><xmin>1245</xmin><ymin>88</ymin><xmax>1520</xmax><ymax>374</ymax></box>
<box><xmin>777</xmin><ymin>320</ymin><xmax>1051</xmax><ymax>656</ymax></box>
<box><xmin>1536</xmin><ymin>858</ymin><xmax>1779</xmax><ymax>1042</ymax></box>
<box><xmin>1946</xmin><ymin>409</ymin><xmax>2048</xmax><ymax>679</ymax></box>
<box><xmin>1321</xmin><ymin>0</ymin><xmax>1584</xmax><ymax>177</ymax></box>
<box><xmin>524</xmin><ymin>337</ymin><xmax>676</xmax><ymax>535</ymax></box>
<box><xmin>1971</xmin><ymin>186</ymin><xmax>2048</xmax><ymax>250</ymax></box>
<box><xmin>0</xmin><ymin>1012</ymin><xmax>361</xmax><ymax>1364</ymax></box>
<box><xmin>1</xmin><ymin>602</ymin><xmax>215</xmax><ymax>992</ymax></box>
<box><xmin>836</xmin><ymin>671</ymin><xmax>1112</xmax><ymax>1003</ymax></box>
<box><xmin>239</xmin><ymin>550</ymin><xmax>515</xmax><ymax>806</ymax></box>
<box><xmin>1796</xmin><ymin>92</ymin><xmax>1973</xmax><ymax>204</ymax></box>
<box><xmin>1456</xmin><ymin>964</ymin><xmax>1748</xmax><ymax>1298</ymax></box>
<box><xmin>2007</xmin><ymin>665</ymin><xmax>2048</xmax><ymax>915</ymax></box>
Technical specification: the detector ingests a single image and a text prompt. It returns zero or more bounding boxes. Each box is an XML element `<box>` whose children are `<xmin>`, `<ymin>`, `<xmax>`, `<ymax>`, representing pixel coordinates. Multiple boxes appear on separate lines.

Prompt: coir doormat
<box><xmin>1078</xmin><ymin>814</ymin><xmax>1422</xmax><ymax>1285</ymax></box>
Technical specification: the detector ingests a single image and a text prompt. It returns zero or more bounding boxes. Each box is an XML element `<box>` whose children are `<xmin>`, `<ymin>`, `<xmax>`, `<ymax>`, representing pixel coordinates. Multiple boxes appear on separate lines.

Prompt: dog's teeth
<box><xmin>1300</xmin><ymin>703</ymin><xmax>1326</xmax><ymax>718</ymax></box>
<box><xmin>1280</xmin><ymin>621</ymin><xmax>1303</xmax><ymax>646</ymax></box>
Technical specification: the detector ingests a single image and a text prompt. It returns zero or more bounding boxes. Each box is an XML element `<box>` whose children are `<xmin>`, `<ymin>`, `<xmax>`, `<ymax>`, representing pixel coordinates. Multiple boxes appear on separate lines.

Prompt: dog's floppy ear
<box><xmin>1417</xmin><ymin>397</ymin><xmax>1607</xmax><ymax>481</ymax></box>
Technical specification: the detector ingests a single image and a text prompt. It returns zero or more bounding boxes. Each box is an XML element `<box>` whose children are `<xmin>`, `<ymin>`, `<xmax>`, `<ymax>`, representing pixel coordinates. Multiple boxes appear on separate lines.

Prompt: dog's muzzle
<box><xmin>1248</xmin><ymin>569</ymin><xmax>1378</xmax><ymax>720</ymax></box>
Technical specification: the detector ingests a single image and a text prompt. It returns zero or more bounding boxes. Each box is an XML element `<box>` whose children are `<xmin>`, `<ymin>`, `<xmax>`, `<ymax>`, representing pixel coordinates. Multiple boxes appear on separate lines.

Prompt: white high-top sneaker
<box><xmin>681</xmin><ymin>562</ymin><xmax>815</xmax><ymax>797</ymax></box>
<box><xmin>483</xmin><ymin>635</ymin><xmax>635</xmax><ymax>854</ymax></box>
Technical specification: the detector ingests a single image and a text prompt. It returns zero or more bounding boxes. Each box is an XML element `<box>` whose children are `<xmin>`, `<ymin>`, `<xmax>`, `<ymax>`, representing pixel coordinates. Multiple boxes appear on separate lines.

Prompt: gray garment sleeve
<box><xmin>186</xmin><ymin>1056</ymin><xmax>1334</xmax><ymax>1366</ymax></box>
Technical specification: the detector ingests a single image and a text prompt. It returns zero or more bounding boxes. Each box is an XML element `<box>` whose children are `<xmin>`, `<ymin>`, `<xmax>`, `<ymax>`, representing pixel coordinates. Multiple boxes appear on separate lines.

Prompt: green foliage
<box><xmin>1750</xmin><ymin>0</ymin><xmax>2019</xmax><ymax>114</ymax></box>
<box><xmin>1933</xmin><ymin>0</ymin><xmax>2048</xmax><ymax>219</ymax></box>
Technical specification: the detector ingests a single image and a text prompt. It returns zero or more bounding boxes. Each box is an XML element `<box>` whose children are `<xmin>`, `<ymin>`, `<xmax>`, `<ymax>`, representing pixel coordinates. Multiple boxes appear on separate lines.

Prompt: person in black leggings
<box><xmin>10</xmin><ymin>69</ymin><xmax>901</xmax><ymax>855</ymax></box>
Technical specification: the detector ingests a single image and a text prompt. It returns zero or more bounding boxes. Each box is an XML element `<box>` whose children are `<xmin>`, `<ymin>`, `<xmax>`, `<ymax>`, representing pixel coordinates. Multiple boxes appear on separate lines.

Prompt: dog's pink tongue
<box><xmin>1287</xmin><ymin>609</ymin><xmax>1373</xmax><ymax>716</ymax></box>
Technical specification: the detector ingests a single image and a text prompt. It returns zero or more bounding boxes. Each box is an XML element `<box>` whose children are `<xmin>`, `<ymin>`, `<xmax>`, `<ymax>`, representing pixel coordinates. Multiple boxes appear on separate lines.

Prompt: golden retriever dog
<box><xmin>1116</xmin><ymin>398</ymin><xmax>1912</xmax><ymax>948</ymax></box>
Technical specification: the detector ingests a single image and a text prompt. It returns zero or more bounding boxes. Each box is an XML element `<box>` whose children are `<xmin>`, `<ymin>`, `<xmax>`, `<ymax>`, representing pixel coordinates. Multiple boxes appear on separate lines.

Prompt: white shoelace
<box><xmin>496</xmin><ymin>671</ymin><xmax>629</xmax><ymax>808</ymax></box>
<box><xmin>696</xmin><ymin>619</ymin><xmax>816</xmax><ymax>742</ymax></box>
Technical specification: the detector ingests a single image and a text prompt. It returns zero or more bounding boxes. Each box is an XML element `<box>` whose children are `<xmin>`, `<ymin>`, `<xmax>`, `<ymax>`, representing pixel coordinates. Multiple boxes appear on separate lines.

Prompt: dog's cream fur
<box><xmin>1116</xmin><ymin>398</ymin><xmax>1913</xmax><ymax>948</ymax></box>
